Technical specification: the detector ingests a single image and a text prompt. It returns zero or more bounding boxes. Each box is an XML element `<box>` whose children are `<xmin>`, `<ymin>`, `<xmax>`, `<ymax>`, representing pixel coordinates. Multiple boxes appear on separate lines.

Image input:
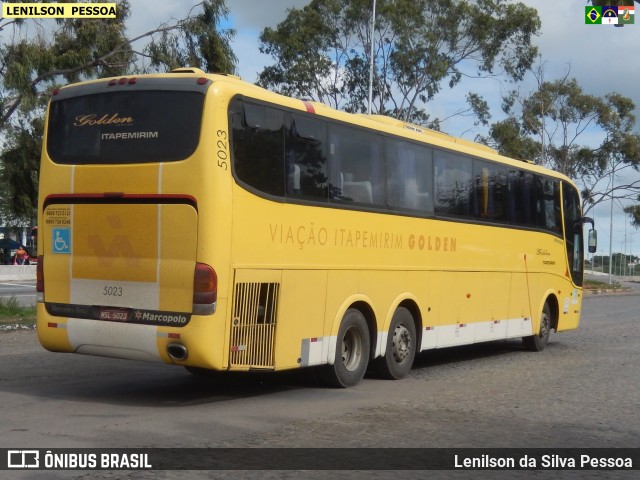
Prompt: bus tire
<box><xmin>375</xmin><ymin>307</ymin><xmax>416</xmax><ymax>380</ymax></box>
<box><xmin>319</xmin><ymin>308</ymin><xmax>370</xmax><ymax>388</ymax></box>
<box><xmin>523</xmin><ymin>302</ymin><xmax>552</xmax><ymax>352</ymax></box>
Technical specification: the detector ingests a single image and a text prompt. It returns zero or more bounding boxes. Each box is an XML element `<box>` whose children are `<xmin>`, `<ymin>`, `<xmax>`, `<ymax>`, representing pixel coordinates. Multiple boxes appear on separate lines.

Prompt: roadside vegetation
<box><xmin>0</xmin><ymin>297</ymin><xmax>36</xmax><ymax>328</ymax></box>
<box><xmin>583</xmin><ymin>279</ymin><xmax>625</xmax><ymax>291</ymax></box>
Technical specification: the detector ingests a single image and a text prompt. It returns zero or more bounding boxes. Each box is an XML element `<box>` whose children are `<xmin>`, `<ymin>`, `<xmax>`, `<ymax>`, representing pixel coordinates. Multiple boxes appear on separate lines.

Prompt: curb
<box><xmin>584</xmin><ymin>288</ymin><xmax>637</xmax><ymax>296</ymax></box>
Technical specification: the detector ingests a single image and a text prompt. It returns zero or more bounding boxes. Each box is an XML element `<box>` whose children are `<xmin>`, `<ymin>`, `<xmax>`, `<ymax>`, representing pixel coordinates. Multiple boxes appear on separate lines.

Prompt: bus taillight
<box><xmin>193</xmin><ymin>263</ymin><xmax>217</xmax><ymax>315</ymax></box>
<box><xmin>36</xmin><ymin>257</ymin><xmax>44</xmax><ymax>303</ymax></box>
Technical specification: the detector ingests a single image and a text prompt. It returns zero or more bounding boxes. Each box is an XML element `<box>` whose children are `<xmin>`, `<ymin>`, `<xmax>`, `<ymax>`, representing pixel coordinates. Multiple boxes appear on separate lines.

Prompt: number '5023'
<box><xmin>103</xmin><ymin>286</ymin><xmax>123</xmax><ymax>296</ymax></box>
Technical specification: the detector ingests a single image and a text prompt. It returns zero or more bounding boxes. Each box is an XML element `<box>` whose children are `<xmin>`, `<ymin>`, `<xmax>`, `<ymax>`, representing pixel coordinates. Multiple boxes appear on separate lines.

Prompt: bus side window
<box><xmin>287</xmin><ymin>115</ymin><xmax>328</xmax><ymax>202</ymax></box>
<box><xmin>474</xmin><ymin>161</ymin><xmax>507</xmax><ymax>222</ymax></box>
<box><xmin>434</xmin><ymin>149</ymin><xmax>473</xmax><ymax>218</ymax></box>
<box><xmin>329</xmin><ymin>125</ymin><xmax>384</xmax><ymax>206</ymax></box>
<box><xmin>386</xmin><ymin>139</ymin><xmax>433</xmax><ymax>214</ymax></box>
<box><xmin>537</xmin><ymin>177</ymin><xmax>561</xmax><ymax>232</ymax></box>
<box><xmin>232</xmin><ymin>101</ymin><xmax>286</xmax><ymax>197</ymax></box>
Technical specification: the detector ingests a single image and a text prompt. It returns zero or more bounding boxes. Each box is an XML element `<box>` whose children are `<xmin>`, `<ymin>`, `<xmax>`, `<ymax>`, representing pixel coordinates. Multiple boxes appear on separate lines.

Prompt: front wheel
<box><xmin>523</xmin><ymin>302</ymin><xmax>552</xmax><ymax>351</ymax></box>
<box><xmin>375</xmin><ymin>307</ymin><xmax>416</xmax><ymax>380</ymax></box>
<box><xmin>318</xmin><ymin>309</ymin><xmax>370</xmax><ymax>388</ymax></box>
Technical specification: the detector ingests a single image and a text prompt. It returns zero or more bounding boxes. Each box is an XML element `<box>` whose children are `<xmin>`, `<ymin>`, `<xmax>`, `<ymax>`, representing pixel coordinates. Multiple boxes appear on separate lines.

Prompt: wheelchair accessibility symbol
<box><xmin>52</xmin><ymin>228</ymin><xmax>71</xmax><ymax>254</ymax></box>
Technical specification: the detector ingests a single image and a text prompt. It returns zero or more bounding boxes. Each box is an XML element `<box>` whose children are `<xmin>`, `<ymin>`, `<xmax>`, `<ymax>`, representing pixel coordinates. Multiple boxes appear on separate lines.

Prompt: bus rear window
<box><xmin>47</xmin><ymin>90</ymin><xmax>205</xmax><ymax>164</ymax></box>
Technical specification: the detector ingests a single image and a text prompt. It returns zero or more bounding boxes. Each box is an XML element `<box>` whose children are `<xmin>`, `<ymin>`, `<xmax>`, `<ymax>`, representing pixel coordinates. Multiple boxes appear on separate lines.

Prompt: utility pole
<box><xmin>367</xmin><ymin>0</ymin><xmax>377</xmax><ymax>115</ymax></box>
<box><xmin>608</xmin><ymin>165</ymin><xmax>615</xmax><ymax>284</ymax></box>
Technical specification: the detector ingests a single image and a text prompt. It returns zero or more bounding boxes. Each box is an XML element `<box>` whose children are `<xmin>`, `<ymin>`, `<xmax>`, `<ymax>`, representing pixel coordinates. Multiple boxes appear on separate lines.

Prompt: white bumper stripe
<box><xmin>68</xmin><ymin>318</ymin><xmax>161</xmax><ymax>362</ymax></box>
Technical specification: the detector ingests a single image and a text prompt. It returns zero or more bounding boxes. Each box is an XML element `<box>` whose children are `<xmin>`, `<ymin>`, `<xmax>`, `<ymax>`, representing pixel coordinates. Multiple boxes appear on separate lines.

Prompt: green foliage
<box><xmin>0</xmin><ymin>117</ymin><xmax>42</xmax><ymax>223</ymax></box>
<box><xmin>625</xmin><ymin>198</ymin><xmax>640</xmax><ymax>228</ymax></box>
<box><xmin>258</xmin><ymin>0</ymin><xmax>541</xmax><ymax>125</ymax></box>
<box><xmin>1</xmin><ymin>0</ymin><xmax>134</xmax><ymax>128</ymax></box>
<box><xmin>485</xmin><ymin>117</ymin><xmax>539</xmax><ymax>161</ymax></box>
<box><xmin>591</xmin><ymin>1</ymin><xmax>635</xmax><ymax>7</ymax></box>
<box><xmin>0</xmin><ymin>296</ymin><xmax>36</xmax><ymax>320</ymax></box>
<box><xmin>144</xmin><ymin>0</ymin><xmax>237</xmax><ymax>73</ymax></box>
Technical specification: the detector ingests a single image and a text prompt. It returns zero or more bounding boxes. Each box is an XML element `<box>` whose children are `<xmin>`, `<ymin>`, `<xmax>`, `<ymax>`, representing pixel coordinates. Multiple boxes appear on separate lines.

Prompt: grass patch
<box><xmin>0</xmin><ymin>297</ymin><xmax>36</xmax><ymax>327</ymax></box>
<box><xmin>583</xmin><ymin>279</ymin><xmax>624</xmax><ymax>290</ymax></box>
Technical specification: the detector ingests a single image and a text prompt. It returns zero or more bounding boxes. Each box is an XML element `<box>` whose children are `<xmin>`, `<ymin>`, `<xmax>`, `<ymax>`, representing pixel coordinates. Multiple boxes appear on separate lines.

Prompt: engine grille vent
<box><xmin>229</xmin><ymin>282</ymin><xmax>279</xmax><ymax>368</ymax></box>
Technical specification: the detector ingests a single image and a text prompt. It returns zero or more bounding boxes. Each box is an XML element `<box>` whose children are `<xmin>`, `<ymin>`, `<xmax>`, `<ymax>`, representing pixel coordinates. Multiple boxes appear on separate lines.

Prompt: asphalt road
<box><xmin>0</xmin><ymin>291</ymin><xmax>638</xmax><ymax>480</ymax></box>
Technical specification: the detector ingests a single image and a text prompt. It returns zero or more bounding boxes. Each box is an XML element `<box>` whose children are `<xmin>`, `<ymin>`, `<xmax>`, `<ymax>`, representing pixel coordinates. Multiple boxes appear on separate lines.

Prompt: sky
<box><xmin>9</xmin><ymin>0</ymin><xmax>640</xmax><ymax>261</ymax></box>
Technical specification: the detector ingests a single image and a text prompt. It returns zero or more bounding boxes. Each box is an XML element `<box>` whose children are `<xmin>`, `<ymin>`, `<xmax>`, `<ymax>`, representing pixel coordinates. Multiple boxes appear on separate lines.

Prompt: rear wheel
<box><xmin>375</xmin><ymin>307</ymin><xmax>416</xmax><ymax>380</ymax></box>
<box><xmin>318</xmin><ymin>309</ymin><xmax>370</xmax><ymax>388</ymax></box>
<box><xmin>523</xmin><ymin>302</ymin><xmax>552</xmax><ymax>351</ymax></box>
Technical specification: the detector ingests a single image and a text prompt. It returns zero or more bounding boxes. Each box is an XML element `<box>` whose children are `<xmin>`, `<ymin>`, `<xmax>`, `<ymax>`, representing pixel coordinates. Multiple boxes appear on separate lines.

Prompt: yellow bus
<box><xmin>37</xmin><ymin>68</ymin><xmax>596</xmax><ymax>387</ymax></box>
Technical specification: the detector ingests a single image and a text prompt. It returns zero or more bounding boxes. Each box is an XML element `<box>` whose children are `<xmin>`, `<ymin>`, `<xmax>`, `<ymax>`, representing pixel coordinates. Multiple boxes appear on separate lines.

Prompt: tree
<box><xmin>1</xmin><ymin>0</ymin><xmax>134</xmax><ymax>132</ymax></box>
<box><xmin>625</xmin><ymin>199</ymin><xmax>640</xmax><ymax>228</ymax></box>
<box><xmin>257</xmin><ymin>0</ymin><xmax>541</xmax><ymax>126</ymax></box>
<box><xmin>0</xmin><ymin>118</ymin><xmax>42</xmax><ymax>224</ymax></box>
<box><xmin>0</xmin><ymin>0</ymin><xmax>236</xmax><ymax>223</ymax></box>
<box><xmin>479</xmin><ymin>70</ymin><xmax>640</xmax><ymax>217</ymax></box>
<box><xmin>142</xmin><ymin>0</ymin><xmax>236</xmax><ymax>73</ymax></box>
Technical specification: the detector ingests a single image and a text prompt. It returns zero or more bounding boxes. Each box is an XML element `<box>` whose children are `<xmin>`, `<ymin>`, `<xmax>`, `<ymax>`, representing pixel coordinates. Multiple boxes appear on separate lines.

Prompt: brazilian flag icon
<box><xmin>585</xmin><ymin>6</ymin><xmax>602</xmax><ymax>24</ymax></box>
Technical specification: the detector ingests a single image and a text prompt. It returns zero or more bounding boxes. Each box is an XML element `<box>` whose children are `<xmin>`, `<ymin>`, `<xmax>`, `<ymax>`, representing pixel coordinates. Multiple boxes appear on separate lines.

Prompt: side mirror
<box><xmin>588</xmin><ymin>229</ymin><xmax>597</xmax><ymax>254</ymax></box>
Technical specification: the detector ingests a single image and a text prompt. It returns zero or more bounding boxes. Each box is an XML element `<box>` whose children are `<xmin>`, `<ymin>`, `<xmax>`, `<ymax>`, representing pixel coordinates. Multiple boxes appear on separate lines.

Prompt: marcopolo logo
<box><xmin>7</xmin><ymin>450</ymin><xmax>39</xmax><ymax>469</ymax></box>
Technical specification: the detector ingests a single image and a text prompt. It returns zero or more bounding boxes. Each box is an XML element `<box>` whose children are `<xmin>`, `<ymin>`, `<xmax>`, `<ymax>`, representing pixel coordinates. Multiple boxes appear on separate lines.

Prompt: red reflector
<box><xmin>48</xmin><ymin>323</ymin><xmax>57</xmax><ymax>328</ymax></box>
<box><xmin>128</xmin><ymin>77</ymin><xmax>137</xmax><ymax>84</ymax></box>
<box><xmin>36</xmin><ymin>257</ymin><xmax>44</xmax><ymax>293</ymax></box>
<box><xmin>197</xmin><ymin>77</ymin><xmax>208</xmax><ymax>85</ymax></box>
<box><xmin>193</xmin><ymin>263</ymin><xmax>217</xmax><ymax>305</ymax></box>
<box><xmin>108</xmin><ymin>79</ymin><xmax>117</xmax><ymax>86</ymax></box>
<box><xmin>118</xmin><ymin>78</ymin><xmax>127</xmax><ymax>85</ymax></box>
<box><xmin>302</xmin><ymin>100</ymin><xmax>316</xmax><ymax>114</ymax></box>
<box><xmin>168</xmin><ymin>333</ymin><xmax>181</xmax><ymax>339</ymax></box>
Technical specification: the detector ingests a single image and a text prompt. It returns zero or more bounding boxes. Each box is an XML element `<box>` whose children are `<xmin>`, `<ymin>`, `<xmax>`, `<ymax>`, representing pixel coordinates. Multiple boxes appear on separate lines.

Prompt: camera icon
<box><xmin>7</xmin><ymin>450</ymin><xmax>39</xmax><ymax>468</ymax></box>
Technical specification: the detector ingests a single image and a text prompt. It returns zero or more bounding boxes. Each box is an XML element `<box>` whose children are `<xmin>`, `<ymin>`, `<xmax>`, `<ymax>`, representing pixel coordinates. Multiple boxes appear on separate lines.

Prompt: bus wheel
<box><xmin>523</xmin><ymin>302</ymin><xmax>552</xmax><ymax>352</ymax></box>
<box><xmin>375</xmin><ymin>307</ymin><xmax>416</xmax><ymax>380</ymax></box>
<box><xmin>319</xmin><ymin>309</ymin><xmax>370</xmax><ymax>388</ymax></box>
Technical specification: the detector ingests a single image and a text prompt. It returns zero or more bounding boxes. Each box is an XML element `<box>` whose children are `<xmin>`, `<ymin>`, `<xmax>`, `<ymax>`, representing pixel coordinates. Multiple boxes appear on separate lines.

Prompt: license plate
<box><xmin>99</xmin><ymin>308</ymin><xmax>129</xmax><ymax>322</ymax></box>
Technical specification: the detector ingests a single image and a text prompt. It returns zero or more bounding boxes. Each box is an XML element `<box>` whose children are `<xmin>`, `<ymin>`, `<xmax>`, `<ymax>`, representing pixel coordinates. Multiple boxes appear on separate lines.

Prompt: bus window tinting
<box><xmin>329</xmin><ymin>124</ymin><xmax>384</xmax><ymax>206</ymax></box>
<box><xmin>230</xmin><ymin>98</ymin><xmax>569</xmax><ymax>237</ymax></box>
<box><xmin>474</xmin><ymin>161</ymin><xmax>507</xmax><ymax>222</ymax></box>
<box><xmin>434</xmin><ymin>150</ymin><xmax>473</xmax><ymax>217</ymax></box>
<box><xmin>233</xmin><ymin>103</ymin><xmax>286</xmax><ymax>197</ymax></box>
<box><xmin>387</xmin><ymin>139</ymin><xmax>433</xmax><ymax>213</ymax></box>
<box><xmin>509</xmin><ymin>170</ymin><xmax>538</xmax><ymax>227</ymax></box>
<box><xmin>532</xmin><ymin>176</ymin><xmax>561</xmax><ymax>232</ymax></box>
<box><xmin>288</xmin><ymin>115</ymin><xmax>329</xmax><ymax>201</ymax></box>
<box><xmin>563</xmin><ymin>182</ymin><xmax>584</xmax><ymax>286</ymax></box>
<box><xmin>47</xmin><ymin>91</ymin><xmax>204</xmax><ymax>164</ymax></box>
